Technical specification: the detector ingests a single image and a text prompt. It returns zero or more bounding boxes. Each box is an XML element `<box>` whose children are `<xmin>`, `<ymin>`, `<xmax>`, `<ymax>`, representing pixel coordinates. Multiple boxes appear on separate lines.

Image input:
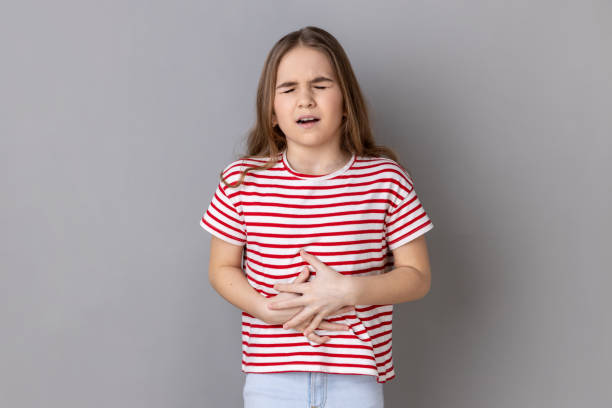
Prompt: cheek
<box><xmin>326</xmin><ymin>90</ymin><xmax>344</xmax><ymax>111</ymax></box>
<box><xmin>274</xmin><ymin>99</ymin><xmax>291</xmax><ymax>121</ymax></box>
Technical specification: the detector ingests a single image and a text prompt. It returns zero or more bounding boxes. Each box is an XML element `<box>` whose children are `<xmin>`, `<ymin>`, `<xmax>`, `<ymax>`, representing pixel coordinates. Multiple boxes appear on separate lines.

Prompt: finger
<box><xmin>273</xmin><ymin>282</ymin><xmax>306</xmax><ymax>294</ymax></box>
<box><xmin>294</xmin><ymin>317</ymin><xmax>312</xmax><ymax>333</ymax></box>
<box><xmin>299</xmin><ymin>249</ymin><xmax>326</xmax><ymax>271</ymax></box>
<box><xmin>282</xmin><ymin>308</ymin><xmax>314</xmax><ymax>330</ymax></box>
<box><xmin>296</xmin><ymin>323</ymin><xmax>309</xmax><ymax>333</ymax></box>
<box><xmin>288</xmin><ymin>314</ymin><xmax>314</xmax><ymax>333</ymax></box>
<box><xmin>303</xmin><ymin>313</ymin><xmax>326</xmax><ymax>337</ymax></box>
<box><xmin>317</xmin><ymin>320</ymin><xmax>350</xmax><ymax>331</ymax></box>
<box><xmin>268</xmin><ymin>297</ymin><xmax>306</xmax><ymax>310</ymax></box>
<box><xmin>307</xmin><ymin>331</ymin><xmax>330</xmax><ymax>345</ymax></box>
<box><xmin>334</xmin><ymin>305</ymin><xmax>355</xmax><ymax>315</ymax></box>
<box><xmin>293</xmin><ymin>267</ymin><xmax>310</xmax><ymax>283</ymax></box>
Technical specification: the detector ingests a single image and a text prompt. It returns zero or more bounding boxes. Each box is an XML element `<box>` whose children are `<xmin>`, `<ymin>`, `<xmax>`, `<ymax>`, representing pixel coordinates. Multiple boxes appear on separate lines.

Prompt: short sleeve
<box><xmin>384</xmin><ymin>184</ymin><xmax>434</xmax><ymax>251</ymax></box>
<box><xmin>199</xmin><ymin>178</ymin><xmax>247</xmax><ymax>247</ymax></box>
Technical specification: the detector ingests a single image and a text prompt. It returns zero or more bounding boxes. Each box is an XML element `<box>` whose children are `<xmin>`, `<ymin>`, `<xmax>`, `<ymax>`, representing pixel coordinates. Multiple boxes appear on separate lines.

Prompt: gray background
<box><xmin>1</xmin><ymin>1</ymin><xmax>611</xmax><ymax>407</ymax></box>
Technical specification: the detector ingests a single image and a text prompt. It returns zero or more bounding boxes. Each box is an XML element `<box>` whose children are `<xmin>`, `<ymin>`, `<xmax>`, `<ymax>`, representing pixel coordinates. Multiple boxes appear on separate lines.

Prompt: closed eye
<box><xmin>282</xmin><ymin>86</ymin><xmax>327</xmax><ymax>94</ymax></box>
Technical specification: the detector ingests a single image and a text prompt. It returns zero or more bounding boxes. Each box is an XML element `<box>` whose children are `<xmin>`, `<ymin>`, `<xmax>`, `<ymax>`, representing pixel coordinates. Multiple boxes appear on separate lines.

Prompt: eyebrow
<box><xmin>275</xmin><ymin>76</ymin><xmax>334</xmax><ymax>89</ymax></box>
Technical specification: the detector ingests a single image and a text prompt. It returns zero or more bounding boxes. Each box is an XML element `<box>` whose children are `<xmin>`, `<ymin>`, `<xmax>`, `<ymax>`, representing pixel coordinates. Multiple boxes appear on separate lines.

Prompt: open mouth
<box><xmin>296</xmin><ymin>118</ymin><xmax>320</xmax><ymax>124</ymax></box>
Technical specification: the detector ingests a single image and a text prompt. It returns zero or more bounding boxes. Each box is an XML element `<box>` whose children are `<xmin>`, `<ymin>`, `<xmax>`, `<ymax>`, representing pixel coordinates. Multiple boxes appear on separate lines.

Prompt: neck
<box><xmin>285</xmin><ymin>145</ymin><xmax>352</xmax><ymax>176</ymax></box>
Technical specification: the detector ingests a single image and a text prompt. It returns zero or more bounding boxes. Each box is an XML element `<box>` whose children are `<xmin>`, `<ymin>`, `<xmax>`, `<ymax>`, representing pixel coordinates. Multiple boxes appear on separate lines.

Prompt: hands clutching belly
<box><xmin>261</xmin><ymin>249</ymin><xmax>356</xmax><ymax>345</ymax></box>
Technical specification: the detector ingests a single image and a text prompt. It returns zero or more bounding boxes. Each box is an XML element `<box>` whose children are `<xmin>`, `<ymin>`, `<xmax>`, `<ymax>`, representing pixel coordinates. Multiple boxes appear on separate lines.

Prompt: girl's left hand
<box><xmin>268</xmin><ymin>249</ymin><xmax>354</xmax><ymax>337</ymax></box>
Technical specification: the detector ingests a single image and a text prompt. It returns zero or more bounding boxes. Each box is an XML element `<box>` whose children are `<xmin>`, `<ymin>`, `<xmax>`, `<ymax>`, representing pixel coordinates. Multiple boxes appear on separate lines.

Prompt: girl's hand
<box><xmin>289</xmin><ymin>303</ymin><xmax>355</xmax><ymax>345</ymax></box>
<box><xmin>268</xmin><ymin>249</ymin><xmax>354</xmax><ymax>339</ymax></box>
<box><xmin>261</xmin><ymin>267</ymin><xmax>354</xmax><ymax>344</ymax></box>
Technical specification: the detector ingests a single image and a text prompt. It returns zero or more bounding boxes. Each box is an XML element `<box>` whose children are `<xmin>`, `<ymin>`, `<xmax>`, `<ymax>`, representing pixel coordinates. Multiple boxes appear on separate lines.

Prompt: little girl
<box><xmin>200</xmin><ymin>26</ymin><xmax>434</xmax><ymax>408</ymax></box>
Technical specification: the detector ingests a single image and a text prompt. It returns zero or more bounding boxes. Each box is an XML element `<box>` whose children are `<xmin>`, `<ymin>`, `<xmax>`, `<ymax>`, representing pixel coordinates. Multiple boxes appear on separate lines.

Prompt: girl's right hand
<box><xmin>261</xmin><ymin>267</ymin><xmax>354</xmax><ymax>344</ymax></box>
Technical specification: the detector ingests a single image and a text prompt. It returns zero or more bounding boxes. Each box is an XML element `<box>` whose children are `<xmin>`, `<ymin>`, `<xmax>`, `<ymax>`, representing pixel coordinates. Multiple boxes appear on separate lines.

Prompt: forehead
<box><xmin>276</xmin><ymin>46</ymin><xmax>335</xmax><ymax>81</ymax></box>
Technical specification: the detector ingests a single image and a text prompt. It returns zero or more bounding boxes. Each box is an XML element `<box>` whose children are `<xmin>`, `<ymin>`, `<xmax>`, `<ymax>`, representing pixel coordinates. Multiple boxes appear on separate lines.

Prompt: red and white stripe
<box><xmin>200</xmin><ymin>151</ymin><xmax>433</xmax><ymax>383</ymax></box>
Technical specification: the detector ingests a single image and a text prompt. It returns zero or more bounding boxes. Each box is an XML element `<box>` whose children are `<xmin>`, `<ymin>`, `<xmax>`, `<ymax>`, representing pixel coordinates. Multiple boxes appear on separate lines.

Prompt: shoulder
<box><xmin>359</xmin><ymin>155</ymin><xmax>414</xmax><ymax>194</ymax></box>
<box><xmin>219</xmin><ymin>153</ymin><xmax>282</xmax><ymax>185</ymax></box>
<box><xmin>219</xmin><ymin>158</ymin><xmax>245</xmax><ymax>185</ymax></box>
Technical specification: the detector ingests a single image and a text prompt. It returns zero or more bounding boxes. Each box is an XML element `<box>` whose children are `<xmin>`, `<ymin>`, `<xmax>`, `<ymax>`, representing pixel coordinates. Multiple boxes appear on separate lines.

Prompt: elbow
<box><xmin>415</xmin><ymin>268</ymin><xmax>431</xmax><ymax>300</ymax></box>
<box><xmin>208</xmin><ymin>267</ymin><xmax>220</xmax><ymax>288</ymax></box>
<box><xmin>400</xmin><ymin>266</ymin><xmax>431</xmax><ymax>301</ymax></box>
<box><xmin>420</xmin><ymin>277</ymin><xmax>431</xmax><ymax>298</ymax></box>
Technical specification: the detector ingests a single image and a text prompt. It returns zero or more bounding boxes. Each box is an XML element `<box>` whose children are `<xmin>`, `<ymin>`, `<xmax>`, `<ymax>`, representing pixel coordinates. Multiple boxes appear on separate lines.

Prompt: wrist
<box><xmin>254</xmin><ymin>296</ymin><xmax>271</xmax><ymax>322</ymax></box>
<box><xmin>342</xmin><ymin>275</ymin><xmax>358</xmax><ymax>306</ymax></box>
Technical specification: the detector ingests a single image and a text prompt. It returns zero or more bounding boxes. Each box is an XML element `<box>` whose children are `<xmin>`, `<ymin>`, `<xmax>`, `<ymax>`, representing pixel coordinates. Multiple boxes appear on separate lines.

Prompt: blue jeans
<box><xmin>243</xmin><ymin>371</ymin><xmax>384</xmax><ymax>408</ymax></box>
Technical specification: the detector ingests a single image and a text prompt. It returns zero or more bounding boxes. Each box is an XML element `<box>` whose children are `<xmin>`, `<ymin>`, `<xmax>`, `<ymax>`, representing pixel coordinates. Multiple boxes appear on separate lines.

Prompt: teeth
<box><xmin>298</xmin><ymin>118</ymin><xmax>317</xmax><ymax>123</ymax></box>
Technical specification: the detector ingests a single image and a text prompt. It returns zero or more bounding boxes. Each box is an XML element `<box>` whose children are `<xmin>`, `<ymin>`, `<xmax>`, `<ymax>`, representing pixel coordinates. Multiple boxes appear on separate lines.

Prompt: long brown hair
<box><xmin>220</xmin><ymin>25</ymin><xmax>411</xmax><ymax>188</ymax></box>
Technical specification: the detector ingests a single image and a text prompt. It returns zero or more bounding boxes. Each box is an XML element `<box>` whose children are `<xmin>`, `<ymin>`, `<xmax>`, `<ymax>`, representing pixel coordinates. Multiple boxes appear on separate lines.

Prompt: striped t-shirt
<box><xmin>199</xmin><ymin>148</ymin><xmax>434</xmax><ymax>383</ymax></box>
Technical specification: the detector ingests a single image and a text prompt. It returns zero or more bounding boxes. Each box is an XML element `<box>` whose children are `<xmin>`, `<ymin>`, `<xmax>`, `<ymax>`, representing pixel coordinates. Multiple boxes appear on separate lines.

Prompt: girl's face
<box><xmin>272</xmin><ymin>46</ymin><xmax>346</xmax><ymax>150</ymax></box>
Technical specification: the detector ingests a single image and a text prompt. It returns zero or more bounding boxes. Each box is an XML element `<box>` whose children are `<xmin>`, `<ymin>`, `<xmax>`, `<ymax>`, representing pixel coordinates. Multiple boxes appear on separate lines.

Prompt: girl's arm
<box><xmin>208</xmin><ymin>236</ymin><xmax>352</xmax><ymax>338</ymax></box>
<box><xmin>208</xmin><ymin>236</ymin><xmax>312</xmax><ymax>323</ymax></box>
<box><xmin>208</xmin><ymin>236</ymin><xmax>267</xmax><ymax>321</ymax></box>
<box><xmin>345</xmin><ymin>234</ymin><xmax>432</xmax><ymax>305</ymax></box>
<box><xmin>269</xmin><ymin>235</ymin><xmax>432</xmax><ymax>335</ymax></box>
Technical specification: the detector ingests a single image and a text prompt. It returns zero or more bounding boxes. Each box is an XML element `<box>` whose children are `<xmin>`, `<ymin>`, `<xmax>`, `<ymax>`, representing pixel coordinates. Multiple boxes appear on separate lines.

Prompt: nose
<box><xmin>297</xmin><ymin>88</ymin><xmax>315</xmax><ymax>108</ymax></box>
